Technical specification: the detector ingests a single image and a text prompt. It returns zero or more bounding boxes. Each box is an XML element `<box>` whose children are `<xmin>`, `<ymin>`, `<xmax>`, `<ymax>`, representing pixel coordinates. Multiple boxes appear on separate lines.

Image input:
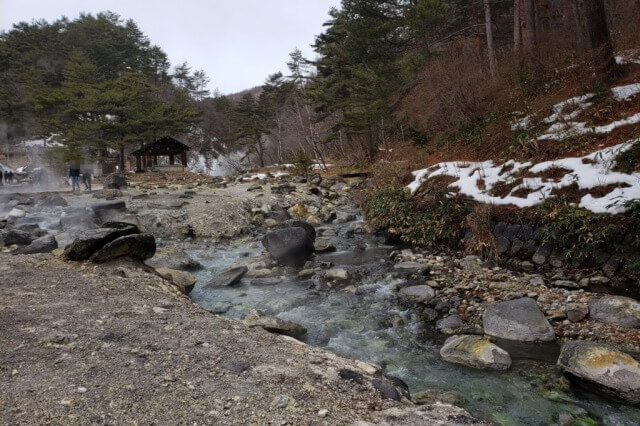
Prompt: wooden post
<box><xmin>153</xmin><ymin>155</ymin><xmax>158</xmax><ymax>166</ymax></box>
<box><xmin>169</xmin><ymin>154</ymin><xmax>175</xmax><ymax>165</ymax></box>
<box><xmin>136</xmin><ymin>155</ymin><xmax>141</xmax><ymax>172</ymax></box>
<box><xmin>181</xmin><ymin>151</ymin><xmax>187</xmax><ymax>169</ymax></box>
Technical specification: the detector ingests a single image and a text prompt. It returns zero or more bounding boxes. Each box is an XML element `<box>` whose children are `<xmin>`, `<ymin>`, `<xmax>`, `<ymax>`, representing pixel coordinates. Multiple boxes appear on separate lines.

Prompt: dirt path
<box><xmin>0</xmin><ymin>253</ymin><xmax>479</xmax><ymax>425</ymax></box>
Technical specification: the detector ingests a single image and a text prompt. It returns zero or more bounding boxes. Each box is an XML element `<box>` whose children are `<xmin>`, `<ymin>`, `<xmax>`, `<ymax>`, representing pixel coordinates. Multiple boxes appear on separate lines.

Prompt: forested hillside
<box><xmin>1</xmin><ymin>1</ymin><xmax>639</xmax><ymax>172</ymax></box>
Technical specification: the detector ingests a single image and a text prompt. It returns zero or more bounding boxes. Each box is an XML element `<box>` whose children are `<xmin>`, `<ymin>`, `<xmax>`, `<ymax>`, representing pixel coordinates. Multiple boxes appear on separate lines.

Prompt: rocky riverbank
<box><xmin>2</xmin><ymin>169</ymin><xmax>640</xmax><ymax>424</ymax></box>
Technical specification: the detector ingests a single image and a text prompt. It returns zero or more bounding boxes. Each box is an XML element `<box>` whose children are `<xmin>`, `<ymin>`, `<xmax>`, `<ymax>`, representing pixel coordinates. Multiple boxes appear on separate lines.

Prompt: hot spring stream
<box><xmin>188</xmin><ymin>224</ymin><xmax>640</xmax><ymax>425</ymax></box>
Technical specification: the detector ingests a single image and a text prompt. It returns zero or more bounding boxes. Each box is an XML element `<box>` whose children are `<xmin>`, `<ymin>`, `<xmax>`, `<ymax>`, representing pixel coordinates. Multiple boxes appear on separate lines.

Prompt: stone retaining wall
<box><xmin>463</xmin><ymin>221</ymin><xmax>639</xmax><ymax>291</ymax></box>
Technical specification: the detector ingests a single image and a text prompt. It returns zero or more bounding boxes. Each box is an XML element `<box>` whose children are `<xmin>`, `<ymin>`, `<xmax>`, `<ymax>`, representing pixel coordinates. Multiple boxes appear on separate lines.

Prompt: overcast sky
<box><xmin>0</xmin><ymin>0</ymin><xmax>342</xmax><ymax>94</ymax></box>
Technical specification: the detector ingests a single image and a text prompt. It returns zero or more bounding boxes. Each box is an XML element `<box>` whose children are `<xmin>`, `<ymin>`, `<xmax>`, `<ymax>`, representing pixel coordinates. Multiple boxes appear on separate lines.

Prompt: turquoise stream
<box><xmin>188</xmin><ymin>232</ymin><xmax>640</xmax><ymax>426</ymax></box>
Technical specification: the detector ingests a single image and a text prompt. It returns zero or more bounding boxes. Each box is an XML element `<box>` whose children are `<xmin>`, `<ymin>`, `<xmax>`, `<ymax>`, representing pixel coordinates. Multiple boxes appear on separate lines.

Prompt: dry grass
<box><xmin>464</xmin><ymin>203</ymin><xmax>498</xmax><ymax>260</ymax></box>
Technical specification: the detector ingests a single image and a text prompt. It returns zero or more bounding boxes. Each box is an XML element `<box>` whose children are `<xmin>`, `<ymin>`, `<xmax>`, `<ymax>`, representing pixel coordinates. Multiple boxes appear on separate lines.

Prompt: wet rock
<box><xmin>588</xmin><ymin>296</ymin><xmax>640</xmax><ymax>329</ymax></box>
<box><xmin>532</xmin><ymin>245</ymin><xmax>551</xmax><ymax>265</ymax></box>
<box><xmin>146</xmin><ymin>248</ymin><xmax>202</xmax><ymax>271</ymax></box>
<box><xmin>412</xmin><ymin>389</ymin><xmax>465</xmax><ymax>406</ymax></box>
<box><xmin>326</xmin><ymin>268</ymin><xmax>349</xmax><ymax>281</ymax></box>
<box><xmin>14</xmin><ymin>234</ymin><xmax>57</xmax><ymax>254</ymax></box>
<box><xmin>398</xmin><ymin>285</ymin><xmax>435</xmax><ymax>304</ymax></box>
<box><xmin>314</xmin><ymin>238</ymin><xmax>336</xmax><ymax>253</ymax></box>
<box><xmin>90</xmin><ymin>234</ymin><xmax>156</xmax><ymax>263</ymax></box>
<box><xmin>440</xmin><ymin>335</ymin><xmax>512</xmax><ymax>371</ymax></box>
<box><xmin>334</xmin><ymin>211</ymin><xmax>357</xmax><ymax>224</ymax></box>
<box><xmin>243</xmin><ymin>309</ymin><xmax>306</xmax><ymax>338</ymax></box>
<box><xmin>262</xmin><ymin>227</ymin><xmax>314</xmax><ymax>267</ymax></box>
<box><xmin>371</xmin><ymin>378</ymin><xmax>401</xmax><ymax>401</ymax></box>
<box><xmin>63</xmin><ymin>226</ymin><xmax>139</xmax><ymax>261</ymax></box>
<box><xmin>104</xmin><ymin>173</ymin><xmax>126</xmax><ymax>189</ymax></box>
<box><xmin>565</xmin><ymin>303</ymin><xmax>589</xmax><ymax>323</ymax></box>
<box><xmin>436</xmin><ymin>315</ymin><xmax>463</xmax><ymax>334</ymax></box>
<box><xmin>6</xmin><ymin>208</ymin><xmax>26</xmax><ymax>219</ymax></box>
<box><xmin>2</xmin><ymin>229</ymin><xmax>36</xmax><ymax>246</ymax></box>
<box><xmin>155</xmin><ymin>268</ymin><xmax>197</xmax><ymax>294</ymax></box>
<box><xmin>483</xmin><ymin>298</ymin><xmax>555</xmax><ymax>342</ymax></box>
<box><xmin>558</xmin><ymin>341</ymin><xmax>640</xmax><ymax>404</ymax></box>
<box><xmin>206</xmin><ymin>266</ymin><xmax>248</xmax><ymax>288</ymax></box>
<box><xmin>247</xmin><ymin>184</ymin><xmax>262</xmax><ymax>192</ymax></box>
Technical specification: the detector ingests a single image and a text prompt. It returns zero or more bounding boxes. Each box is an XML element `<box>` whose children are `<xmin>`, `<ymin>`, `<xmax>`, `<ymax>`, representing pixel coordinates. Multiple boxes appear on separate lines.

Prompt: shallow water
<box><xmin>189</xmin><ymin>236</ymin><xmax>640</xmax><ymax>426</ymax></box>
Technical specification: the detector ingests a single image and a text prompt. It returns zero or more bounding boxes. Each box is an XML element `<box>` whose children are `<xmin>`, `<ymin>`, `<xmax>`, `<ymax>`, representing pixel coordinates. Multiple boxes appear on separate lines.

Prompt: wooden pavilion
<box><xmin>132</xmin><ymin>137</ymin><xmax>191</xmax><ymax>172</ymax></box>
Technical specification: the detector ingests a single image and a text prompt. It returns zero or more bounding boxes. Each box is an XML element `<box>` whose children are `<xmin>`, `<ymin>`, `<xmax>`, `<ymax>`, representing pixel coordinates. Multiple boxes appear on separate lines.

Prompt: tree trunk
<box><xmin>580</xmin><ymin>0</ymin><xmax>614</xmax><ymax>81</ymax></box>
<box><xmin>522</xmin><ymin>0</ymin><xmax>537</xmax><ymax>51</ymax></box>
<box><xmin>513</xmin><ymin>0</ymin><xmax>522</xmax><ymax>55</ymax></box>
<box><xmin>484</xmin><ymin>0</ymin><xmax>498</xmax><ymax>77</ymax></box>
<box><xmin>119</xmin><ymin>143</ymin><xmax>125</xmax><ymax>173</ymax></box>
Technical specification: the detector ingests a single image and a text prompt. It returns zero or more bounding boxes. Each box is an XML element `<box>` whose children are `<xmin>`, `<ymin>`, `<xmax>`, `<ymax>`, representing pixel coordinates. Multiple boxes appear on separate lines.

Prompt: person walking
<box><xmin>82</xmin><ymin>169</ymin><xmax>92</xmax><ymax>191</ymax></box>
<box><xmin>69</xmin><ymin>166</ymin><xmax>80</xmax><ymax>191</ymax></box>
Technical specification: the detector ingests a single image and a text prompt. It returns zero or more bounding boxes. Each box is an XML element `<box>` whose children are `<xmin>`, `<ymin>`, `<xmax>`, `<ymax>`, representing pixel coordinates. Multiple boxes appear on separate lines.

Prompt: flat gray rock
<box><xmin>440</xmin><ymin>335</ymin><xmax>512</xmax><ymax>371</ymax></box>
<box><xmin>398</xmin><ymin>285</ymin><xmax>435</xmax><ymax>303</ymax></box>
<box><xmin>483</xmin><ymin>297</ymin><xmax>555</xmax><ymax>342</ymax></box>
<box><xmin>588</xmin><ymin>296</ymin><xmax>640</xmax><ymax>329</ymax></box>
<box><xmin>206</xmin><ymin>266</ymin><xmax>248</xmax><ymax>288</ymax></box>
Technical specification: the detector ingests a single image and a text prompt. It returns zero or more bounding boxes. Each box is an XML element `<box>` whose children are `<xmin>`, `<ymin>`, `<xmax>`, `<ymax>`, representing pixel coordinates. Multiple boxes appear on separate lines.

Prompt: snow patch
<box><xmin>612</xmin><ymin>83</ymin><xmax>640</xmax><ymax>101</ymax></box>
<box><xmin>408</xmin><ymin>141</ymin><xmax>640</xmax><ymax>214</ymax></box>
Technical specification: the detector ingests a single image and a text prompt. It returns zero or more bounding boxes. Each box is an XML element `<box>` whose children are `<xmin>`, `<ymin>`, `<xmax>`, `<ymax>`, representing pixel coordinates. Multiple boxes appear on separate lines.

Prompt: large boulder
<box><xmin>483</xmin><ymin>297</ymin><xmax>555</xmax><ymax>342</ymax></box>
<box><xmin>278</xmin><ymin>220</ymin><xmax>316</xmax><ymax>242</ymax></box>
<box><xmin>588</xmin><ymin>296</ymin><xmax>640</xmax><ymax>329</ymax></box>
<box><xmin>206</xmin><ymin>266</ymin><xmax>248</xmax><ymax>288</ymax></box>
<box><xmin>243</xmin><ymin>309</ymin><xmax>307</xmax><ymax>338</ymax></box>
<box><xmin>558</xmin><ymin>341</ymin><xmax>640</xmax><ymax>404</ymax></box>
<box><xmin>90</xmin><ymin>234</ymin><xmax>156</xmax><ymax>263</ymax></box>
<box><xmin>1</xmin><ymin>229</ymin><xmax>36</xmax><ymax>246</ymax></box>
<box><xmin>440</xmin><ymin>335</ymin><xmax>512</xmax><ymax>371</ymax></box>
<box><xmin>146</xmin><ymin>248</ymin><xmax>202</xmax><ymax>271</ymax></box>
<box><xmin>63</xmin><ymin>226</ymin><xmax>139</xmax><ymax>261</ymax></box>
<box><xmin>156</xmin><ymin>267</ymin><xmax>197</xmax><ymax>294</ymax></box>
<box><xmin>398</xmin><ymin>285</ymin><xmax>435</xmax><ymax>304</ymax></box>
<box><xmin>14</xmin><ymin>234</ymin><xmax>57</xmax><ymax>254</ymax></box>
<box><xmin>262</xmin><ymin>227</ymin><xmax>314</xmax><ymax>267</ymax></box>
<box><xmin>104</xmin><ymin>173</ymin><xmax>126</xmax><ymax>189</ymax></box>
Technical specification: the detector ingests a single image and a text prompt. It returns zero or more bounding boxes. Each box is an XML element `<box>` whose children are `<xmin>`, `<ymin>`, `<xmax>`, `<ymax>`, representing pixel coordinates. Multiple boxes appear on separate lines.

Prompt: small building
<box><xmin>131</xmin><ymin>137</ymin><xmax>191</xmax><ymax>172</ymax></box>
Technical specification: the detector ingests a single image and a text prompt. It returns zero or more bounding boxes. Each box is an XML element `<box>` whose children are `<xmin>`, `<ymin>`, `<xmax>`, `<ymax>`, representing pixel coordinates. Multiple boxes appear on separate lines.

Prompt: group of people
<box><xmin>2</xmin><ymin>170</ymin><xmax>15</xmax><ymax>185</ymax></box>
<box><xmin>68</xmin><ymin>167</ymin><xmax>92</xmax><ymax>191</ymax></box>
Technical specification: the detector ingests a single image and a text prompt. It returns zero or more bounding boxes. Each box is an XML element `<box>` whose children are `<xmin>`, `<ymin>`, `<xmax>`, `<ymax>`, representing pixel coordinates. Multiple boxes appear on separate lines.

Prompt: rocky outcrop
<box><xmin>588</xmin><ymin>296</ymin><xmax>640</xmax><ymax>329</ymax></box>
<box><xmin>243</xmin><ymin>309</ymin><xmax>307</xmax><ymax>338</ymax></box>
<box><xmin>1</xmin><ymin>229</ymin><xmax>36</xmax><ymax>246</ymax></box>
<box><xmin>558</xmin><ymin>341</ymin><xmax>640</xmax><ymax>404</ymax></box>
<box><xmin>63</xmin><ymin>226</ymin><xmax>139</xmax><ymax>261</ymax></box>
<box><xmin>262</xmin><ymin>227</ymin><xmax>314</xmax><ymax>267</ymax></box>
<box><xmin>483</xmin><ymin>298</ymin><xmax>555</xmax><ymax>342</ymax></box>
<box><xmin>440</xmin><ymin>335</ymin><xmax>512</xmax><ymax>371</ymax></box>
<box><xmin>90</xmin><ymin>234</ymin><xmax>156</xmax><ymax>263</ymax></box>
<box><xmin>14</xmin><ymin>234</ymin><xmax>57</xmax><ymax>254</ymax></box>
<box><xmin>206</xmin><ymin>266</ymin><xmax>248</xmax><ymax>288</ymax></box>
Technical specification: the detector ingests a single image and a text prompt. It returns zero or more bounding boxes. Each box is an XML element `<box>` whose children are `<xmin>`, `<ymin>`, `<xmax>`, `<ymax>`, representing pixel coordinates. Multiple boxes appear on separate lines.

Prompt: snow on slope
<box><xmin>512</xmin><ymin>80</ymin><xmax>640</xmax><ymax>141</ymax></box>
<box><xmin>408</xmin><ymin>141</ymin><xmax>640</xmax><ymax>214</ymax></box>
